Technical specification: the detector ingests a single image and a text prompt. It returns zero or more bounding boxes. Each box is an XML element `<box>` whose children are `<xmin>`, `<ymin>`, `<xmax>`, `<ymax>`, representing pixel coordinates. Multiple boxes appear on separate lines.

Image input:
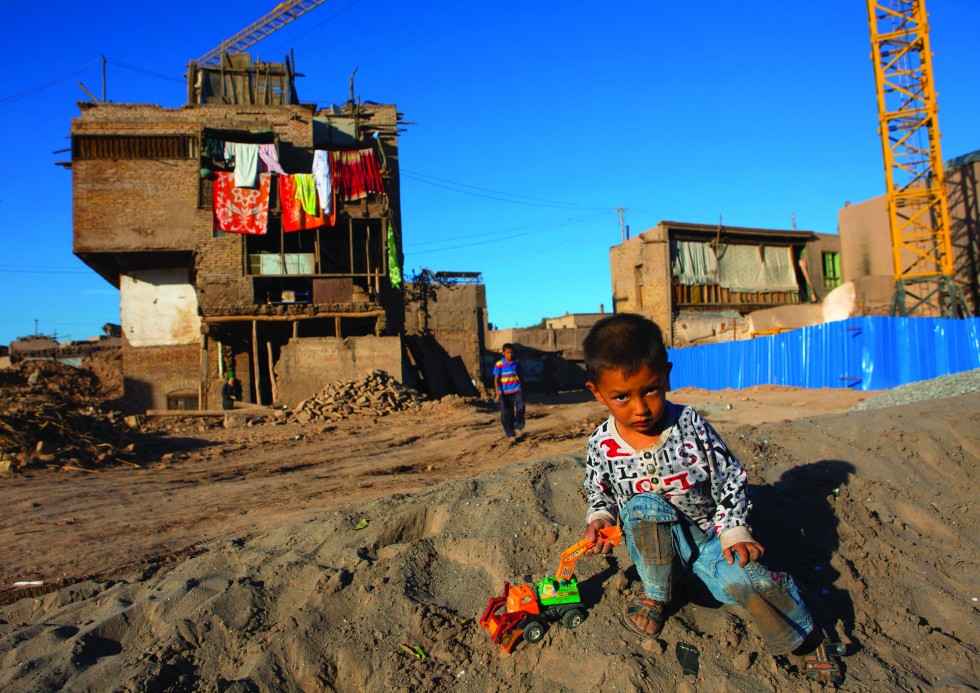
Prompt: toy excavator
<box><xmin>479</xmin><ymin>525</ymin><xmax>622</xmax><ymax>653</ymax></box>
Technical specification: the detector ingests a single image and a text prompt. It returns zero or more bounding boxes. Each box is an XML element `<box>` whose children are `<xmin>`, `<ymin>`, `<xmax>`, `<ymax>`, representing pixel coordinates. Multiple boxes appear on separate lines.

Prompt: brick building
<box><xmin>610</xmin><ymin>221</ymin><xmax>841</xmax><ymax>346</ymax></box>
<box><xmin>70</xmin><ymin>56</ymin><xmax>406</xmax><ymax>409</ymax></box>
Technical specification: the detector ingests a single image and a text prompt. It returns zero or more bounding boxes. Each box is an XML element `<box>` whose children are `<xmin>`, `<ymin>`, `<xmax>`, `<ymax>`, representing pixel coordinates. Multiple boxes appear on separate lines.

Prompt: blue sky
<box><xmin>2</xmin><ymin>0</ymin><xmax>978</xmax><ymax>344</ymax></box>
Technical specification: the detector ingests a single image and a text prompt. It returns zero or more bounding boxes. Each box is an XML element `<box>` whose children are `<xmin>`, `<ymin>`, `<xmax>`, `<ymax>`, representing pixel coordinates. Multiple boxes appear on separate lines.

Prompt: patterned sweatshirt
<box><xmin>583</xmin><ymin>401</ymin><xmax>755</xmax><ymax>550</ymax></box>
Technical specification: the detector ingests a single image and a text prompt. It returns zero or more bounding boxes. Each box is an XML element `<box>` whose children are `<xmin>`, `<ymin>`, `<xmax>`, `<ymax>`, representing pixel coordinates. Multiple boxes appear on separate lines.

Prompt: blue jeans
<box><xmin>621</xmin><ymin>493</ymin><xmax>814</xmax><ymax>655</ymax></box>
<box><xmin>499</xmin><ymin>391</ymin><xmax>525</xmax><ymax>436</ymax></box>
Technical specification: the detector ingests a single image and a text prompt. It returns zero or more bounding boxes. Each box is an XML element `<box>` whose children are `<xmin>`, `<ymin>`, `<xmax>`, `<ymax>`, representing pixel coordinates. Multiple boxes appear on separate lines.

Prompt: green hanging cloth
<box><xmin>295</xmin><ymin>174</ymin><xmax>319</xmax><ymax>215</ymax></box>
<box><xmin>387</xmin><ymin>219</ymin><xmax>403</xmax><ymax>290</ymax></box>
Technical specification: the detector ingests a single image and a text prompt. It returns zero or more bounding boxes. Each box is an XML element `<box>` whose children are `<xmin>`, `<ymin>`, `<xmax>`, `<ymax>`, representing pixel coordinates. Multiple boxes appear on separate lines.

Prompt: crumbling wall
<box><xmin>405</xmin><ymin>283</ymin><xmax>486</xmax><ymax>385</ymax></box>
<box><xmin>120</xmin><ymin>269</ymin><xmax>201</xmax><ymax>347</ymax></box>
<box><xmin>609</xmin><ymin>226</ymin><xmax>673</xmax><ymax>342</ymax></box>
<box><xmin>274</xmin><ymin>336</ymin><xmax>402</xmax><ymax>406</ymax></box>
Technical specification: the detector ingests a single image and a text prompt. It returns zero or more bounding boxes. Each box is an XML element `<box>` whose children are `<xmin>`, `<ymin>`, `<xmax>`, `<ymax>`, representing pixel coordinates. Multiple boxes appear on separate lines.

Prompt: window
<box><xmin>167</xmin><ymin>391</ymin><xmax>199</xmax><ymax>411</ymax></box>
<box><xmin>822</xmin><ymin>252</ymin><xmax>841</xmax><ymax>289</ymax></box>
<box><xmin>73</xmin><ymin>135</ymin><xmax>195</xmax><ymax>160</ymax></box>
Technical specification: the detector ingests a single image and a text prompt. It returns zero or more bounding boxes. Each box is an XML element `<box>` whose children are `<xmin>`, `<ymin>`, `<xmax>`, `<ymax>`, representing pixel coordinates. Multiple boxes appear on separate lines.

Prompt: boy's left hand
<box><xmin>723</xmin><ymin>541</ymin><xmax>764</xmax><ymax>568</ymax></box>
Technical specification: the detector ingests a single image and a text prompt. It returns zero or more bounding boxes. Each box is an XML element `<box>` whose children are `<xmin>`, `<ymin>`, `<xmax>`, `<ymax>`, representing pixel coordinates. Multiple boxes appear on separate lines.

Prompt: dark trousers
<box><xmin>499</xmin><ymin>391</ymin><xmax>525</xmax><ymax>436</ymax></box>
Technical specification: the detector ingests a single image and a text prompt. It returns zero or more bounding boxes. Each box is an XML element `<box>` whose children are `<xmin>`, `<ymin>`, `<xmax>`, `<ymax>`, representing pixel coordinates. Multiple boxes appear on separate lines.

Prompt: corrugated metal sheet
<box><xmin>668</xmin><ymin>317</ymin><xmax>980</xmax><ymax>391</ymax></box>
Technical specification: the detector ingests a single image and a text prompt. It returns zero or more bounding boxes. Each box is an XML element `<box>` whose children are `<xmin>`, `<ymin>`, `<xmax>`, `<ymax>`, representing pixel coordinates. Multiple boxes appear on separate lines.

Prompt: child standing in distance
<box><xmin>581</xmin><ymin>313</ymin><xmax>842</xmax><ymax>684</ymax></box>
<box><xmin>493</xmin><ymin>343</ymin><xmax>526</xmax><ymax>437</ymax></box>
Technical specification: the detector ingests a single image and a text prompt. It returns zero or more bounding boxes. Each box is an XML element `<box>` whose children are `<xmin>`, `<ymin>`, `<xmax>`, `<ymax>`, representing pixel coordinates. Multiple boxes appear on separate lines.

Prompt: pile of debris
<box><xmin>0</xmin><ymin>360</ymin><xmax>132</xmax><ymax>472</ymax></box>
<box><xmin>290</xmin><ymin>370</ymin><xmax>424</xmax><ymax>423</ymax></box>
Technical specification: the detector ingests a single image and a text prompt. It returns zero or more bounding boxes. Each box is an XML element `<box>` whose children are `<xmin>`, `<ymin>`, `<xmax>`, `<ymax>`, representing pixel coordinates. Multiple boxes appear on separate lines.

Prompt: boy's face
<box><xmin>586</xmin><ymin>363</ymin><xmax>672</xmax><ymax>439</ymax></box>
<box><xmin>502</xmin><ymin>348</ymin><xmax>515</xmax><ymax>362</ymax></box>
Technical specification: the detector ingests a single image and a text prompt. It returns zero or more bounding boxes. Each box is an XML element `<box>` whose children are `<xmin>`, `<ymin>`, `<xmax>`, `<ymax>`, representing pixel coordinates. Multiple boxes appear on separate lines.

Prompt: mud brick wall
<box><xmin>405</xmin><ymin>283</ymin><xmax>487</xmax><ymax>383</ymax></box>
<box><xmin>274</xmin><ymin>336</ymin><xmax>403</xmax><ymax>406</ymax></box>
<box><xmin>121</xmin><ymin>340</ymin><xmax>200</xmax><ymax>410</ymax></box>
<box><xmin>609</xmin><ymin>226</ymin><xmax>673</xmax><ymax>344</ymax></box>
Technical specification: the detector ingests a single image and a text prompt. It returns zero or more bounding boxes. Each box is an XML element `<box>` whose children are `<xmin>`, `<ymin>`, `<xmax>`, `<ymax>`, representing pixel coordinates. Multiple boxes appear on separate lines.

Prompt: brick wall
<box><xmin>274</xmin><ymin>336</ymin><xmax>402</xmax><ymax>405</ymax></box>
<box><xmin>121</xmin><ymin>339</ymin><xmax>200</xmax><ymax>410</ymax></box>
<box><xmin>73</xmin><ymin>159</ymin><xmax>200</xmax><ymax>253</ymax></box>
<box><xmin>405</xmin><ymin>283</ymin><xmax>486</xmax><ymax>381</ymax></box>
<box><xmin>609</xmin><ymin>225</ymin><xmax>673</xmax><ymax>342</ymax></box>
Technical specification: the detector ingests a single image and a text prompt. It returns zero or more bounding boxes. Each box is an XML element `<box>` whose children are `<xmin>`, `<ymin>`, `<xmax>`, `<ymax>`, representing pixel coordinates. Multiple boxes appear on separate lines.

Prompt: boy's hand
<box><xmin>584</xmin><ymin>519</ymin><xmax>615</xmax><ymax>555</ymax></box>
<box><xmin>723</xmin><ymin>541</ymin><xmax>764</xmax><ymax>567</ymax></box>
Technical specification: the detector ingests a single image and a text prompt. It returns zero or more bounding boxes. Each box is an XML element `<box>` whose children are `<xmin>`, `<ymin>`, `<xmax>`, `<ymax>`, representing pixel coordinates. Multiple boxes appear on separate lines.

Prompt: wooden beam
<box><xmin>199</xmin><ymin>335</ymin><xmax>208</xmax><ymax>410</ymax></box>
<box><xmin>203</xmin><ymin>310</ymin><xmax>384</xmax><ymax>324</ymax></box>
<box><xmin>266</xmin><ymin>341</ymin><xmax>277</xmax><ymax>403</ymax></box>
<box><xmin>145</xmin><ymin>406</ymin><xmax>266</xmax><ymax>417</ymax></box>
<box><xmin>252</xmin><ymin>320</ymin><xmax>263</xmax><ymax>406</ymax></box>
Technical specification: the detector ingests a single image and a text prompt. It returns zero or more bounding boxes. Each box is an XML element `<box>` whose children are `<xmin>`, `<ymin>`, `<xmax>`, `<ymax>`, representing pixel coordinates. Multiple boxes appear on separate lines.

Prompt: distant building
<box><xmin>544</xmin><ymin>312</ymin><xmax>606</xmax><ymax>330</ymax></box>
<box><xmin>610</xmin><ymin>221</ymin><xmax>840</xmax><ymax>346</ymax></box>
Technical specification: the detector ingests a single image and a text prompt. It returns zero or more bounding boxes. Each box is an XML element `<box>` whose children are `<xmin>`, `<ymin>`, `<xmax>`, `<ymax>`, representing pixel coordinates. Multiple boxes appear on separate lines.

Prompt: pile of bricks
<box><xmin>289</xmin><ymin>370</ymin><xmax>423</xmax><ymax>423</ymax></box>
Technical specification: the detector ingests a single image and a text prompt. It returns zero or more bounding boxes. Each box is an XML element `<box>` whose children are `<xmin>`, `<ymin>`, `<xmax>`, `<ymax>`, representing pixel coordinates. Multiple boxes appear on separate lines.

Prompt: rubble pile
<box><xmin>0</xmin><ymin>361</ymin><xmax>131</xmax><ymax>472</ymax></box>
<box><xmin>290</xmin><ymin>370</ymin><xmax>424</xmax><ymax>423</ymax></box>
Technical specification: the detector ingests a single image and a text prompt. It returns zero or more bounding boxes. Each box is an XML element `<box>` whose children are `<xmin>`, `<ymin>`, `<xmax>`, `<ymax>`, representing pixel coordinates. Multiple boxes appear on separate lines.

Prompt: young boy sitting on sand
<box><xmin>581</xmin><ymin>313</ymin><xmax>842</xmax><ymax>684</ymax></box>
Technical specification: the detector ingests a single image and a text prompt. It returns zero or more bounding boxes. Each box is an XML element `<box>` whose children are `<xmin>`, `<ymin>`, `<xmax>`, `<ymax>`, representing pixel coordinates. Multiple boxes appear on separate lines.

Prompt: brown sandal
<box><xmin>801</xmin><ymin>641</ymin><xmax>845</xmax><ymax>685</ymax></box>
<box><xmin>622</xmin><ymin>597</ymin><xmax>666</xmax><ymax>639</ymax></box>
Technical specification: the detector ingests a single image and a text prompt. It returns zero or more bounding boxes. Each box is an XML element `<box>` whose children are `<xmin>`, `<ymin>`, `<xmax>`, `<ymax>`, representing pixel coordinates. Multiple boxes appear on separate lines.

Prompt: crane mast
<box><xmin>866</xmin><ymin>0</ymin><xmax>966</xmax><ymax>317</ymax></box>
<box><xmin>196</xmin><ymin>0</ymin><xmax>329</xmax><ymax>67</ymax></box>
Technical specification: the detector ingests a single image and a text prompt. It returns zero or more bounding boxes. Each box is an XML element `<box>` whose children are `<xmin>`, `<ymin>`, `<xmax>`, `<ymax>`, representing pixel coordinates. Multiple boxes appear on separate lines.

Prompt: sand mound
<box><xmin>1</xmin><ymin>395</ymin><xmax>978</xmax><ymax>691</ymax></box>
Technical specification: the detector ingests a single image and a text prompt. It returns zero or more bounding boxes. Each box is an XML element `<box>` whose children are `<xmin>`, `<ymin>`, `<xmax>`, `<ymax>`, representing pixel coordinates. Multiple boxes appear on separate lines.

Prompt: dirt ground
<box><xmin>1</xmin><ymin>382</ymin><xmax>978</xmax><ymax>691</ymax></box>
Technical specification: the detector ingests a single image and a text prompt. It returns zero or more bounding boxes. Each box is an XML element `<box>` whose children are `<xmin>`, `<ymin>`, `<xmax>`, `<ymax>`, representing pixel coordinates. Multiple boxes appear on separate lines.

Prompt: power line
<box><xmin>0</xmin><ymin>58</ymin><xmax>100</xmax><ymax>108</ymax></box>
<box><xmin>403</xmin><ymin>211</ymin><xmax>609</xmax><ymax>256</ymax></box>
<box><xmin>104</xmin><ymin>57</ymin><xmax>184</xmax><ymax>85</ymax></box>
<box><xmin>404</xmin><ymin>212</ymin><xmax>608</xmax><ymax>249</ymax></box>
<box><xmin>401</xmin><ymin>169</ymin><xmax>610</xmax><ymax>210</ymax></box>
<box><xmin>0</xmin><ymin>265</ymin><xmax>93</xmax><ymax>274</ymax></box>
<box><xmin>267</xmin><ymin>0</ymin><xmax>366</xmax><ymax>50</ymax></box>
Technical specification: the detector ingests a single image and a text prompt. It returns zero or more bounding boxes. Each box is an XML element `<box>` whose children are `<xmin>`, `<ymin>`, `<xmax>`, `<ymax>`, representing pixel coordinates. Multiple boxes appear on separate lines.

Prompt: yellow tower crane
<box><xmin>195</xmin><ymin>0</ymin><xmax>330</xmax><ymax>67</ymax></box>
<box><xmin>866</xmin><ymin>0</ymin><xmax>968</xmax><ymax>317</ymax></box>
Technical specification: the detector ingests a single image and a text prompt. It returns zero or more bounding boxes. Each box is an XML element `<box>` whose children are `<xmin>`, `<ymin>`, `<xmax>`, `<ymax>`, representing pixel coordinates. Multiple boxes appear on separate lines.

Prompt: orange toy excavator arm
<box><xmin>555</xmin><ymin>525</ymin><xmax>622</xmax><ymax>583</ymax></box>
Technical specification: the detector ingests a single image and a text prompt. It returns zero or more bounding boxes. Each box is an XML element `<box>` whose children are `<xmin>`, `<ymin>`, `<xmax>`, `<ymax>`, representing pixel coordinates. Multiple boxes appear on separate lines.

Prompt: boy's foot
<box><xmin>622</xmin><ymin>596</ymin><xmax>666</xmax><ymax>638</ymax></box>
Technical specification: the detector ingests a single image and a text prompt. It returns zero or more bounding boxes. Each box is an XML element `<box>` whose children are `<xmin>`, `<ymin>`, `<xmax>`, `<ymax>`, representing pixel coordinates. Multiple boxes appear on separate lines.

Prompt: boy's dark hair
<box><xmin>583</xmin><ymin>313</ymin><xmax>668</xmax><ymax>382</ymax></box>
<box><xmin>502</xmin><ymin>343</ymin><xmax>515</xmax><ymax>351</ymax></box>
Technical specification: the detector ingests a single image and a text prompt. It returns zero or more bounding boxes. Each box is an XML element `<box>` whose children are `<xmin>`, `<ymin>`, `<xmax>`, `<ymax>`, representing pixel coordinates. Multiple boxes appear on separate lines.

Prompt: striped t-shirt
<box><xmin>493</xmin><ymin>359</ymin><xmax>523</xmax><ymax>395</ymax></box>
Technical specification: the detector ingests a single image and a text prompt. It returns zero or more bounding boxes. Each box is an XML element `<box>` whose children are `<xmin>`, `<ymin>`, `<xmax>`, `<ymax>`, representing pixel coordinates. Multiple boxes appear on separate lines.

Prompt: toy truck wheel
<box><xmin>522</xmin><ymin>620</ymin><xmax>546</xmax><ymax>643</ymax></box>
<box><xmin>561</xmin><ymin>608</ymin><xmax>585</xmax><ymax>629</ymax></box>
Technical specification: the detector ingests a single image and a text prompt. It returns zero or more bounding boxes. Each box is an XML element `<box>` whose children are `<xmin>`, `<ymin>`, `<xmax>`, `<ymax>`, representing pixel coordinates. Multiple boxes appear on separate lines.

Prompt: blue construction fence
<box><xmin>667</xmin><ymin>317</ymin><xmax>980</xmax><ymax>391</ymax></box>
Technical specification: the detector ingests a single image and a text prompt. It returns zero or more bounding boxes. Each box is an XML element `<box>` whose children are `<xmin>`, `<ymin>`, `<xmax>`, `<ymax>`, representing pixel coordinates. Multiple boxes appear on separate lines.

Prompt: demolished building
<box><xmin>69</xmin><ymin>56</ymin><xmax>406</xmax><ymax>410</ymax></box>
<box><xmin>609</xmin><ymin>221</ymin><xmax>841</xmax><ymax>346</ymax></box>
<box><xmin>838</xmin><ymin>149</ymin><xmax>980</xmax><ymax>316</ymax></box>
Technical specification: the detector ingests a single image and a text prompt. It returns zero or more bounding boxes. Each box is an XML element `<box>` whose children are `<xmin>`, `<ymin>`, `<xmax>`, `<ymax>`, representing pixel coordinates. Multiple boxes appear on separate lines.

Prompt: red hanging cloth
<box><xmin>212</xmin><ymin>172</ymin><xmax>271</xmax><ymax>235</ymax></box>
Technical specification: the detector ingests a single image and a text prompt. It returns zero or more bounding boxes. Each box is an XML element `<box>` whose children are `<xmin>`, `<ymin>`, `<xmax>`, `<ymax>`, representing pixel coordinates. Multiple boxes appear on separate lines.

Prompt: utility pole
<box><xmin>101</xmin><ymin>55</ymin><xmax>106</xmax><ymax>102</ymax></box>
<box><xmin>617</xmin><ymin>206</ymin><xmax>629</xmax><ymax>242</ymax></box>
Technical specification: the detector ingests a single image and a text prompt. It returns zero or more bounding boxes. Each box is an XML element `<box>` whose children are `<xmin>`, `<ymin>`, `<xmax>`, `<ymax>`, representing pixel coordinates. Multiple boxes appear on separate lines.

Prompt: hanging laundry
<box><xmin>224</xmin><ymin>142</ymin><xmax>259</xmax><ymax>187</ymax></box>
<box><xmin>387</xmin><ymin>219</ymin><xmax>402</xmax><ymax>290</ymax></box>
<box><xmin>329</xmin><ymin>148</ymin><xmax>385</xmax><ymax>201</ymax></box>
<box><xmin>257</xmin><ymin>143</ymin><xmax>286</xmax><ymax>175</ymax></box>
<box><xmin>279</xmin><ymin>174</ymin><xmax>334</xmax><ymax>232</ymax></box>
<box><xmin>203</xmin><ymin>137</ymin><xmax>225</xmax><ymax>162</ymax></box>
<box><xmin>295</xmin><ymin>174</ymin><xmax>319</xmax><ymax>215</ymax></box>
<box><xmin>213</xmin><ymin>172</ymin><xmax>270</xmax><ymax>235</ymax></box>
<box><xmin>312</xmin><ymin>150</ymin><xmax>333</xmax><ymax>217</ymax></box>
